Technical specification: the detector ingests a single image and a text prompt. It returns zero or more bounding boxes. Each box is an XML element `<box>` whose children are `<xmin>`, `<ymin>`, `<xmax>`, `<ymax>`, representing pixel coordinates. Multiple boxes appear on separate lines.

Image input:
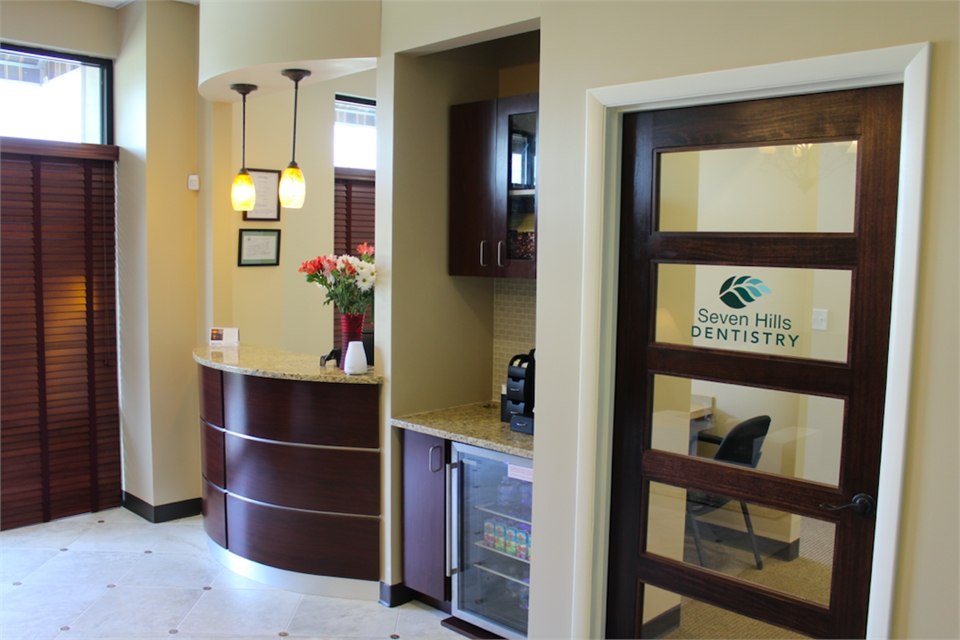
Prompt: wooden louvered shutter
<box><xmin>1</xmin><ymin>138</ymin><xmax>121</xmax><ymax>529</ymax></box>
<box><xmin>333</xmin><ymin>168</ymin><xmax>375</xmax><ymax>350</ymax></box>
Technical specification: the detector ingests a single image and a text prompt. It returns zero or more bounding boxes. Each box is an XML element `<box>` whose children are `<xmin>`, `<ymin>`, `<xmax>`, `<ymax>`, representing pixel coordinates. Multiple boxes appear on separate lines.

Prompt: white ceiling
<box><xmin>76</xmin><ymin>0</ymin><xmax>198</xmax><ymax>9</ymax></box>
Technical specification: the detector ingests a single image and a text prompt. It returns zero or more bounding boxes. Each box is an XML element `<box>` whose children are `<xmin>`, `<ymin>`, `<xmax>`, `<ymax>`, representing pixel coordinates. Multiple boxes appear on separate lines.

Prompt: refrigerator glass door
<box><xmin>453</xmin><ymin>443</ymin><xmax>532</xmax><ymax>639</ymax></box>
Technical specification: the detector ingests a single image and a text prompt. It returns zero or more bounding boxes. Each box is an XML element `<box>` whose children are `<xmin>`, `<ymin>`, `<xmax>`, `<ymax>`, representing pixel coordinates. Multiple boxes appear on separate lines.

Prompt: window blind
<box><xmin>1</xmin><ymin>138</ymin><xmax>121</xmax><ymax>529</ymax></box>
<box><xmin>333</xmin><ymin>168</ymin><xmax>375</xmax><ymax>350</ymax></box>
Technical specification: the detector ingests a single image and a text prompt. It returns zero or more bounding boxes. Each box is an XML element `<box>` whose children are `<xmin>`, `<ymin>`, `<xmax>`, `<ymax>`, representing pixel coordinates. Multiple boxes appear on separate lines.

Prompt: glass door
<box><xmin>606</xmin><ymin>85</ymin><xmax>904</xmax><ymax>639</ymax></box>
<box><xmin>506</xmin><ymin>112</ymin><xmax>536</xmax><ymax>262</ymax></box>
<box><xmin>496</xmin><ymin>93</ymin><xmax>538</xmax><ymax>279</ymax></box>
<box><xmin>453</xmin><ymin>443</ymin><xmax>533</xmax><ymax>639</ymax></box>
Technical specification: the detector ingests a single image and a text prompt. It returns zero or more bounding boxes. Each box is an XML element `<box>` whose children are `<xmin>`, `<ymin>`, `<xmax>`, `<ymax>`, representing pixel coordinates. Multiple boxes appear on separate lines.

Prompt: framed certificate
<box><xmin>242</xmin><ymin>169</ymin><xmax>281</xmax><ymax>221</ymax></box>
<box><xmin>238</xmin><ymin>229</ymin><xmax>281</xmax><ymax>266</ymax></box>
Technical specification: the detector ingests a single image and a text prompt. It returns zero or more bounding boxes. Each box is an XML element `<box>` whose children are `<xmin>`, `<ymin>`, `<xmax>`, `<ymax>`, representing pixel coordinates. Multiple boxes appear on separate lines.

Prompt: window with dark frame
<box><xmin>0</xmin><ymin>43</ymin><xmax>114</xmax><ymax>145</ymax></box>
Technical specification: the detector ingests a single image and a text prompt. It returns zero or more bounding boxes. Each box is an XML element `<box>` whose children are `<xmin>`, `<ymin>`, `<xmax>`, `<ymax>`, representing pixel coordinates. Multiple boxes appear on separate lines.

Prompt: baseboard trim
<box><xmin>411</xmin><ymin>590</ymin><xmax>451</xmax><ymax>614</ymax></box>
<box><xmin>208</xmin><ymin>538</ymin><xmax>378</xmax><ymax>600</ymax></box>
<box><xmin>379</xmin><ymin>581</ymin><xmax>414</xmax><ymax>608</ymax></box>
<box><xmin>693</xmin><ymin>520</ymin><xmax>801</xmax><ymax>561</ymax></box>
<box><xmin>641</xmin><ymin>604</ymin><xmax>681</xmax><ymax>638</ymax></box>
<box><xmin>122</xmin><ymin>491</ymin><xmax>202</xmax><ymax>524</ymax></box>
<box><xmin>441</xmin><ymin>616</ymin><xmax>504</xmax><ymax>639</ymax></box>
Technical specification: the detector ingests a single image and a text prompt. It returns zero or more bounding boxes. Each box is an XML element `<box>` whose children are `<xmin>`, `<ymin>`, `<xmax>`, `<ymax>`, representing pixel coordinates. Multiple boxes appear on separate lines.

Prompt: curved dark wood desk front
<box><xmin>197</xmin><ymin>358</ymin><xmax>381</xmax><ymax>585</ymax></box>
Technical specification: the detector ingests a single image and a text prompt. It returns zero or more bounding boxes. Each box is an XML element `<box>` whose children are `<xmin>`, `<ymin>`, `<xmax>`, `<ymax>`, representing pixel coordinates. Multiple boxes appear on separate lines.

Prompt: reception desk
<box><xmin>193</xmin><ymin>345</ymin><xmax>382</xmax><ymax>597</ymax></box>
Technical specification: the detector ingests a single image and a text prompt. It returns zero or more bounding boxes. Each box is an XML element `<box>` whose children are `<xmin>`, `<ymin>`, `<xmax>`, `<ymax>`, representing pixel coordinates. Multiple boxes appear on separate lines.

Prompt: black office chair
<box><xmin>686</xmin><ymin>415</ymin><xmax>771</xmax><ymax>570</ymax></box>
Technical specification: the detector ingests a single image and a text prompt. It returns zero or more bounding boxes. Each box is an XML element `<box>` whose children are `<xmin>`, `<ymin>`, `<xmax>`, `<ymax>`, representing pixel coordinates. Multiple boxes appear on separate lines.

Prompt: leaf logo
<box><xmin>719</xmin><ymin>276</ymin><xmax>772</xmax><ymax>309</ymax></box>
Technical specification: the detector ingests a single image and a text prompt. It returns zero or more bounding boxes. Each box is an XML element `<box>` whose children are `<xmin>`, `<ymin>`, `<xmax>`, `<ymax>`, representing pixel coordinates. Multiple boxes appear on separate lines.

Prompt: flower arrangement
<box><xmin>299</xmin><ymin>243</ymin><xmax>376</xmax><ymax>316</ymax></box>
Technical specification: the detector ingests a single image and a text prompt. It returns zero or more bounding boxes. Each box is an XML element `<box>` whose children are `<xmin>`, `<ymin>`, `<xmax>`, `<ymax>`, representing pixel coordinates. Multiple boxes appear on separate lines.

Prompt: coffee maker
<box><xmin>501</xmin><ymin>349</ymin><xmax>535</xmax><ymax>434</ymax></box>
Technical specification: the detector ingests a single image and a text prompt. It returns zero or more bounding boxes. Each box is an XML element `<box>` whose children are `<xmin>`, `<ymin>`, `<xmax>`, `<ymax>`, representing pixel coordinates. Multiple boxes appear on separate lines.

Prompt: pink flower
<box><xmin>357</xmin><ymin>243</ymin><xmax>375</xmax><ymax>257</ymax></box>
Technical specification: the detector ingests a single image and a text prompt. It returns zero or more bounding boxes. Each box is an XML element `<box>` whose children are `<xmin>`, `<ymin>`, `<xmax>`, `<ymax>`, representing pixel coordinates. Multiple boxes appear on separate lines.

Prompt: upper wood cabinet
<box><xmin>449</xmin><ymin>93</ymin><xmax>538</xmax><ymax>279</ymax></box>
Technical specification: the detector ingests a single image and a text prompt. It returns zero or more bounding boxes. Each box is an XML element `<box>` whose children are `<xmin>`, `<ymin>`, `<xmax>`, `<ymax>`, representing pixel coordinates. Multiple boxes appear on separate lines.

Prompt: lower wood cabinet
<box><xmin>226</xmin><ymin>495</ymin><xmax>379</xmax><ymax>580</ymax></box>
<box><xmin>402</xmin><ymin>430</ymin><xmax>450</xmax><ymax>603</ymax></box>
<box><xmin>198</xmin><ymin>363</ymin><xmax>381</xmax><ymax>582</ymax></box>
<box><xmin>223</xmin><ymin>433</ymin><xmax>379</xmax><ymax>516</ymax></box>
<box><xmin>201</xmin><ymin>478</ymin><xmax>227</xmax><ymax>549</ymax></box>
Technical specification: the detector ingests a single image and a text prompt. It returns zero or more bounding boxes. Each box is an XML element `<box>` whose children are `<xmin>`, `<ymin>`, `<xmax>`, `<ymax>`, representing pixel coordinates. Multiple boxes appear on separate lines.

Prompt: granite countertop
<box><xmin>392</xmin><ymin>402</ymin><xmax>533</xmax><ymax>459</ymax></box>
<box><xmin>193</xmin><ymin>344</ymin><xmax>383</xmax><ymax>384</ymax></box>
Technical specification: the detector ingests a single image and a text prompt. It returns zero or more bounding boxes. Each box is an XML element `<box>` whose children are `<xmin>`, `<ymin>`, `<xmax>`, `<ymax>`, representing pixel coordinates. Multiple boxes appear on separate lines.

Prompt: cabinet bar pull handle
<box><xmin>497</xmin><ymin>241</ymin><xmax>505</xmax><ymax>267</ymax></box>
<box><xmin>428</xmin><ymin>444</ymin><xmax>442</xmax><ymax>473</ymax></box>
<box><xmin>479</xmin><ymin>241</ymin><xmax>488</xmax><ymax>267</ymax></box>
<box><xmin>446</xmin><ymin>462</ymin><xmax>455</xmax><ymax>577</ymax></box>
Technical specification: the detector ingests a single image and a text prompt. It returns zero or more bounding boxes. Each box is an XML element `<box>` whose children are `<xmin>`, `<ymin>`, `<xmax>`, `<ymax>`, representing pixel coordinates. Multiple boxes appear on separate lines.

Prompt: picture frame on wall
<box><xmin>242</xmin><ymin>169</ymin><xmax>281</xmax><ymax>221</ymax></box>
<box><xmin>238</xmin><ymin>229</ymin><xmax>281</xmax><ymax>267</ymax></box>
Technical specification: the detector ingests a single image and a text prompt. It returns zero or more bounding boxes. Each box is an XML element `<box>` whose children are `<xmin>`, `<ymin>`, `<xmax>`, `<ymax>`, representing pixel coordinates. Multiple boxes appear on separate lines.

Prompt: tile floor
<box><xmin>0</xmin><ymin>508</ymin><xmax>462</xmax><ymax>640</ymax></box>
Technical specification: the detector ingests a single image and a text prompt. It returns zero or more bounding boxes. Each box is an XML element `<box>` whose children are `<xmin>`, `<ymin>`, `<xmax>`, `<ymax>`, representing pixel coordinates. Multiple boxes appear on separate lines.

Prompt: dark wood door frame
<box><xmin>605</xmin><ymin>86</ymin><xmax>904</xmax><ymax>639</ymax></box>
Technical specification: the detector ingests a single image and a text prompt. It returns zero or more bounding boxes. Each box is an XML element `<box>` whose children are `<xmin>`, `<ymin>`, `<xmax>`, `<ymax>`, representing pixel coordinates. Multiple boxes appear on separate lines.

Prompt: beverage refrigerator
<box><xmin>451</xmin><ymin>442</ymin><xmax>533</xmax><ymax>639</ymax></box>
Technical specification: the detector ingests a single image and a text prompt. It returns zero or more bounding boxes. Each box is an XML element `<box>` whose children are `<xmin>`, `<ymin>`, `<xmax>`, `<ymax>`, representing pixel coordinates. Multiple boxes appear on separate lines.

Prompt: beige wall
<box><xmin>115</xmin><ymin>0</ymin><xmax>153</xmax><ymax>503</ymax></box>
<box><xmin>109</xmin><ymin>2</ymin><xmax>200</xmax><ymax>505</ymax></box>
<box><xmin>212</xmin><ymin>69</ymin><xmax>377</xmax><ymax>355</ymax></box>
<box><xmin>533</xmin><ymin>2</ymin><xmax>957</xmax><ymax>638</ymax></box>
<box><xmin>197</xmin><ymin>0</ymin><xmax>380</xmax><ymax>92</ymax></box>
<box><xmin>142</xmin><ymin>0</ymin><xmax>201</xmax><ymax>506</ymax></box>
<box><xmin>0</xmin><ymin>0</ymin><xmax>119</xmax><ymax>59</ymax></box>
<box><xmin>114</xmin><ymin>0</ymin><xmax>202</xmax><ymax>506</ymax></box>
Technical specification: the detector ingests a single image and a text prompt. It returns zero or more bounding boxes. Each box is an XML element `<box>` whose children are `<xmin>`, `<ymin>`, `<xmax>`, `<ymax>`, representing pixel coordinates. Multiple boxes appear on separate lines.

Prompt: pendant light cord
<box><xmin>241</xmin><ymin>92</ymin><xmax>247</xmax><ymax>170</ymax></box>
<box><xmin>290</xmin><ymin>80</ymin><xmax>299</xmax><ymax>163</ymax></box>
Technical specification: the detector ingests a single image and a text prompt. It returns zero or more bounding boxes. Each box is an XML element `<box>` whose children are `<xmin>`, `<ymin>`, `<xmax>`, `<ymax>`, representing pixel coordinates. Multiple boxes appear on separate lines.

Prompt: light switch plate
<box><xmin>812</xmin><ymin>309</ymin><xmax>828</xmax><ymax>331</ymax></box>
<box><xmin>187</xmin><ymin>174</ymin><xmax>200</xmax><ymax>191</ymax></box>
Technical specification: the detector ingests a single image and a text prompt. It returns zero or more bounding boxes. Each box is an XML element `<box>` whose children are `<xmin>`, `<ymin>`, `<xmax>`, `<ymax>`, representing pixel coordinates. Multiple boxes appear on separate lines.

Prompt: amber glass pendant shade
<box><xmin>279</xmin><ymin>162</ymin><xmax>306</xmax><ymax>208</ymax></box>
<box><xmin>230</xmin><ymin>82</ymin><xmax>258</xmax><ymax>211</ymax></box>
<box><xmin>231</xmin><ymin>169</ymin><xmax>256</xmax><ymax>211</ymax></box>
<box><xmin>280</xmin><ymin>69</ymin><xmax>311</xmax><ymax>209</ymax></box>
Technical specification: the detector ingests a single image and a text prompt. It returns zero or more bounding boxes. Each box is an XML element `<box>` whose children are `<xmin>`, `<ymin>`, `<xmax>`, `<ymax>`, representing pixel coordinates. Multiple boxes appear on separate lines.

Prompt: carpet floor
<box><xmin>660</xmin><ymin>518</ymin><xmax>832</xmax><ymax>639</ymax></box>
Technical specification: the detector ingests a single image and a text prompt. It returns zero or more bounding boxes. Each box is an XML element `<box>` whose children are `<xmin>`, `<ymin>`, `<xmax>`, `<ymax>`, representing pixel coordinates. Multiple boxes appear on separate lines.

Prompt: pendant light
<box><xmin>278</xmin><ymin>68</ymin><xmax>311</xmax><ymax>209</ymax></box>
<box><xmin>230</xmin><ymin>83</ymin><xmax>258</xmax><ymax>211</ymax></box>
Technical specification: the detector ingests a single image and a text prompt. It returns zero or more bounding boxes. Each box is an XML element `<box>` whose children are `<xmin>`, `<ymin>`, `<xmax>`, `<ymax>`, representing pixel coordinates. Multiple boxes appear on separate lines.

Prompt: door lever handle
<box><xmin>820</xmin><ymin>493</ymin><xmax>876</xmax><ymax>517</ymax></box>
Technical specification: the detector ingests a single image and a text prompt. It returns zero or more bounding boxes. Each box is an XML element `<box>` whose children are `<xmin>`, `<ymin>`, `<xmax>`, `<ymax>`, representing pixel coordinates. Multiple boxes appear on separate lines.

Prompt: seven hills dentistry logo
<box><xmin>691</xmin><ymin>275</ymin><xmax>800</xmax><ymax>349</ymax></box>
<box><xmin>719</xmin><ymin>275</ymin><xmax>772</xmax><ymax>309</ymax></box>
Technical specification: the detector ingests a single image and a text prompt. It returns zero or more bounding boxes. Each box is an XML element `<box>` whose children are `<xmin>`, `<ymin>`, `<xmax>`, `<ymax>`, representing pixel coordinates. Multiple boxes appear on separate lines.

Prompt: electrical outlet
<box><xmin>187</xmin><ymin>174</ymin><xmax>200</xmax><ymax>191</ymax></box>
<box><xmin>812</xmin><ymin>309</ymin><xmax>828</xmax><ymax>331</ymax></box>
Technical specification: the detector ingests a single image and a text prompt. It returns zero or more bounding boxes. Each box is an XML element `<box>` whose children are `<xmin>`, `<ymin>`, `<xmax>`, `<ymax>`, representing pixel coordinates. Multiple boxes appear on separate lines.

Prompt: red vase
<box><xmin>340</xmin><ymin>313</ymin><xmax>364</xmax><ymax>370</ymax></box>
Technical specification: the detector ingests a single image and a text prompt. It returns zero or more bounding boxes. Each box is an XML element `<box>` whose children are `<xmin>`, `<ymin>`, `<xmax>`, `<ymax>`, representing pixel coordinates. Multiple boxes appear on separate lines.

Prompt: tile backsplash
<box><xmin>492</xmin><ymin>279</ymin><xmax>537</xmax><ymax>400</ymax></box>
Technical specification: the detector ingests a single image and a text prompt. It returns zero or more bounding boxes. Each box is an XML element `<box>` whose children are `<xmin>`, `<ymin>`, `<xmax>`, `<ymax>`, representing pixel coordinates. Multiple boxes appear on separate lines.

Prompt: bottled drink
<box><xmin>483</xmin><ymin>518</ymin><xmax>496</xmax><ymax>547</ymax></box>
<box><xmin>498</xmin><ymin>477</ymin><xmax>518</xmax><ymax>508</ymax></box>
<box><xmin>516</xmin><ymin>525</ymin><xmax>529</xmax><ymax>560</ymax></box>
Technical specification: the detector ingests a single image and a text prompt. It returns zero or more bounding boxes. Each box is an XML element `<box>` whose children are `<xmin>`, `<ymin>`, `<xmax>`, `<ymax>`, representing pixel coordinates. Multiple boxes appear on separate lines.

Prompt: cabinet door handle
<box><xmin>497</xmin><ymin>241</ymin><xmax>505</xmax><ymax>267</ymax></box>
<box><xmin>428</xmin><ymin>444</ymin><xmax>443</xmax><ymax>473</ymax></box>
<box><xmin>446</xmin><ymin>461</ymin><xmax>456</xmax><ymax>577</ymax></box>
<box><xmin>479</xmin><ymin>241</ymin><xmax>488</xmax><ymax>267</ymax></box>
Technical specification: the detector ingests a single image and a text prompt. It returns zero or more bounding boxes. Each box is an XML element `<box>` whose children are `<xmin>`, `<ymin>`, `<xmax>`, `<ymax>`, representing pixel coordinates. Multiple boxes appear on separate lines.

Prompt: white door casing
<box><xmin>572</xmin><ymin>42</ymin><xmax>929</xmax><ymax>639</ymax></box>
